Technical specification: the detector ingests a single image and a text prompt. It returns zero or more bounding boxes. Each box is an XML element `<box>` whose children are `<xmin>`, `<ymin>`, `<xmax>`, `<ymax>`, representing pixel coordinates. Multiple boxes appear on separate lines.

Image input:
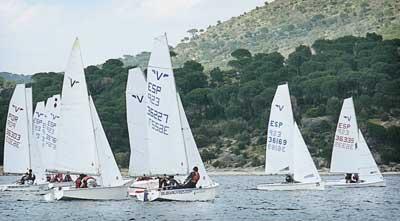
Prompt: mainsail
<box><xmin>126</xmin><ymin>68</ymin><xmax>150</xmax><ymax>177</ymax></box>
<box><xmin>3</xmin><ymin>84</ymin><xmax>31</xmax><ymax>174</ymax></box>
<box><xmin>145</xmin><ymin>34</ymin><xmax>188</xmax><ymax>175</ymax></box>
<box><xmin>53</xmin><ymin>38</ymin><xmax>99</xmax><ymax>175</ymax></box>
<box><xmin>265</xmin><ymin>83</ymin><xmax>294</xmax><ymax>174</ymax></box>
<box><xmin>43</xmin><ymin>95</ymin><xmax>61</xmax><ymax>170</ymax></box>
<box><xmin>31</xmin><ymin>101</ymin><xmax>47</xmax><ymax>184</ymax></box>
<box><xmin>330</xmin><ymin>97</ymin><xmax>360</xmax><ymax>173</ymax></box>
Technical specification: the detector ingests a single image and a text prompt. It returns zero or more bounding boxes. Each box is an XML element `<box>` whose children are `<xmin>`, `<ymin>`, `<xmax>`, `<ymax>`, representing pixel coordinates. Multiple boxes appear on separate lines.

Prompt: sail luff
<box><xmin>25</xmin><ymin>88</ymin><xmax>33</xmax><ymax>169</ymax></box>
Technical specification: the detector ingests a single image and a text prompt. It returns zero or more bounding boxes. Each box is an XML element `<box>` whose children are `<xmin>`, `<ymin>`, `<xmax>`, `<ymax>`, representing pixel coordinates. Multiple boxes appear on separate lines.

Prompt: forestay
<box><xmin>53</xmin><ymin>39</ymin><xmax>99</xmax><ymax>175</ymax></box>
<box><xmin>177</xmin><ymin>94</ymin><xmax>213</xmax><ymax>187</ymax></box>
<box><xmin>265</xmin><ymin>84</ymin><xmax>294</xmax><ymax>174</ymax></box>
<box><xmin>3</xmin><ymin>84</ymin><xmax>31</xmax><ymax>174</ymax></box>
<box><xmin>43</xmin><ymin>95</ymin><xmax>61</xmax><ymax>170</ymax></box>
<box><xmin>146</xmin><ymin>34</ymin><xmax>188</xmax><ymax>175</ymax></box>
<box><xmin>89</xmin><ymin>96</ymin><xmax>123</xmax><ymax>187</ymax></box>
<box><xmin>330</xmin><ymin>98</ymin><xmax>360</xmax><ymax>173</ymax></box>
<box><xmin>126</xmin><ymin>68</ymin><xmax>150</xmax><ymax>177</ymax></box>
<box><xmin>31</xmin><ymin>102</ymin><xmax>47</xmax><ymax>184</ymax></box>
<box><xmin>292</xmin><ymin>123</ymin><xmax>321</xmax><ymax>183</ymax></box>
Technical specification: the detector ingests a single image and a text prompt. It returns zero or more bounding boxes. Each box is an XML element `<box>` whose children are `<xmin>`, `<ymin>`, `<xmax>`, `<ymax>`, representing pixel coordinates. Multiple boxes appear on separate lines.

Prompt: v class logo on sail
<box><xmin>50</xmin><ymin>113</ymin><xmax>60</xmax><ymax>120</ymax></box>
<box><xmin>344</xmin><ymin>115</ymin><xmax>351</xmax><ymax>121</ymax></box>
<box><xmin>132</xmin><ymin>95</ymin><xmax>144</xmax><ymax>103</ymax></box>
<box><xmin>12</xmin><ymin>104</ymin><xmax>23</xmax><ymax>112</ymax></box>
<box><xmin>152</xmin><ymin>69</ymin><xmax>169</xmax><ymax>80</ymax></box>
<box><xmin>275</xmin><ymin>104</ymin><xmax>284</xmax><ymax>111</ymax></box>
<box><xmin>68</xmin><ymin>77</ymin><xmax>80</xmax><ymax>88</ymax></box>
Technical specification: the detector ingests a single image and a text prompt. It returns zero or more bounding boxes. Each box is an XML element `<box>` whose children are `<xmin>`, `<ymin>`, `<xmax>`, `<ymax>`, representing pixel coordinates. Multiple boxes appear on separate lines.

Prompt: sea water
<box><xmin>0</xmin><ymin>175</ymin><xmax>399</xmax><ymax>220</ymax></box>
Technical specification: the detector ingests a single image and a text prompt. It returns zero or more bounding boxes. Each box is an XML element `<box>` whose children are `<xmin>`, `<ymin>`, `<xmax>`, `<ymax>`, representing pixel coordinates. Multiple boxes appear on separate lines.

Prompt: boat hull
<box><xmin>325</xmin><ymin>179</ymin><xmax>385</xmax><ymax>188</ymax></box>
<box><xmin>136</xmin><ymin>183</ymin><xmax>218</xmax><ymax>202</ymax></box>
<box><xmin>0</xmin><ymin>183</ymin><xmax>47</xmax><ymax>192</ymax></box>
<box><xmin>128</xmin><ymin>179</ymin><xmax>159</xmax><ymax>197</ymax></box>
<box><xmin>256</xmin><ymin>182</ymin><xmax>324</xmax><ymax>191</ymax></box>
<box><xmin>44</xmin><ymin>185</ymin><xmax>129</xmax><ymax>201</ymax></box>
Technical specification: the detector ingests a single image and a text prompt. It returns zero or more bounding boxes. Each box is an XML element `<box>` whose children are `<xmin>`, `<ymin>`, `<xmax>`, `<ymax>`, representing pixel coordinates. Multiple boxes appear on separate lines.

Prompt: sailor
<box><xmin>182</xmin><ymin>166</ymin><xmax>200</xmax><ymax>188</ymax></box>
<box><xmin>75</xmin><ymin>174</ymin><xmax>85</xmax><ymax>188</ymax></box>
<box><xmin>19</xmin><ymin>172</ymin><xmax>29</xmax><ymax>184</ymax></box>
<box><xmin>345</xmin><ymin>173</ymin><xmax>352</xmax><ymax>183</ymax></box>
<box><xmin>26</xmin><ymin>169</ymin><xmax>36</xmax><ymax>184</ymax></box>
<box><xmin>63</xmin><ymin>172</ymin><xmax>72</xmax><ymax>182</ymax></box>
<box><xmin>285</xmin><ymin>174</ymin><xmax>294</xmax><ymax>183</ymax></box>
<box><xmin>351</xmin><ymin>173</ymin><xmax>359</xmax><ymax>183</ymax></box>
<box><xmin>166</xmin><ymin>176</ymin><xmax>180</xmax><ymax>189</ymax></box>
<box><xmin>81</xmin><ymin>175</ymin><xmax>97</xmax><ymax>188</ymax></box>
<box><xmin>159</xmin><ymin>174</ymin><xmax>168</xmax><ymax>189</ymax></box>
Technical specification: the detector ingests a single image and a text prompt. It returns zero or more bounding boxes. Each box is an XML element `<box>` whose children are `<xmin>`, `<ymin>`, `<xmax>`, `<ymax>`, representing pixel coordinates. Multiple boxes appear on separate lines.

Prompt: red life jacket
<box><xmin>81</xmin><ymin>176</ymin><xmax>95</xmax><ymax>188</ymax></box>
<box><xmin>75</xmin><ymin>178</ymin><xmax>81</xmax><ymax>188</ymax></box>
<box><xmin>191</xmin><ymin>172</ymin><xmax>200</xmax><ymax>184</ymax></box>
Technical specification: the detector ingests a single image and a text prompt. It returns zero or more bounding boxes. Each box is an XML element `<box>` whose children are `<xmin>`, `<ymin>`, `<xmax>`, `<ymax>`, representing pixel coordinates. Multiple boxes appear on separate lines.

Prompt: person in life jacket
<box><xmin>75</xmin><ymin>174</ymin><xmax>85</xmax><ymax>188</ymax></box>
<box><xmin>81</xmin><ymin>175</ymin><xmax>97</xmax><ymax>188</ymax></box>
<box><xmin>182</xmin><ymin>166</ymin><xmax>200</xmax><ymax>188</ymax></box>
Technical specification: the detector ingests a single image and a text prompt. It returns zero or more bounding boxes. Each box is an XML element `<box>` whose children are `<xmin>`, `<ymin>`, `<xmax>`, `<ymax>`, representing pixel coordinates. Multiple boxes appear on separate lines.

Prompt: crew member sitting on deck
<box><xmin>182</xmin><ymin>166</ymin><xmax>200</xmax><ymax>188</ymax></box>
<box><xmin>26</xmin><ymin>169</ymin><xmax>36</xmax><ymax>184</ymax></box>
<box><xmin>63</xmin><ymin>172</ymin><xmax>72</xmax><ymax>182</ymax></box>
<box><xmin>345</xmin><ymin>173</ymin><xmax>352</xmax><ymax>183</ymax></box>
<box><xmin>351</xmin><ymin>173</ymin><xmax>359</xmax><ymax>183</ymax></box>
<box><xmin>159</xmin><ymin>174</ymin><xmax>168</xmax><ymax>189</ymax></box>
<box><xmin>81</xmin><ymin>175</ymin><xmax>97</xmax><ymax>188</ymax></box>
<box><xmin>19</xmin><ymin>172</ymin><xmax>29</xmax><ymax>184</ymax></box>
<box><xmin>75</xmin><ymin>174</ymin><xmax>85</xmax><ymax>188</ymax></box>
<box><xmin>166</xmin><ymin>176</ymin><xmax>180</xmax><ymax>189</ymax></box>
<box><xmin>285</xmin><ymin>174</ymin><xmax>294</xmax><ymax>183</ymax></box>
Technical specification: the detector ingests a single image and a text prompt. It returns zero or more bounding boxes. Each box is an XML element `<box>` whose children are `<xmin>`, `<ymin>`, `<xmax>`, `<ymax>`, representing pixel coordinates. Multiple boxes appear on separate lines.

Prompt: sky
<box><xmin>0</xmin><ymin>0</ymin><xmax>268</xmax><ymax>74</ymax></box>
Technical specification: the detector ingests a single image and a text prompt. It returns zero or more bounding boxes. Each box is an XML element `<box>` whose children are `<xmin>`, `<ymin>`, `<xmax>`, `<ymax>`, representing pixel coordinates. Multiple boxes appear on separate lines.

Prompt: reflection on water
<box><xmin>0</xmin><ymin>175</ymin><xmax>399</xmax><ymax>220</ymax></box>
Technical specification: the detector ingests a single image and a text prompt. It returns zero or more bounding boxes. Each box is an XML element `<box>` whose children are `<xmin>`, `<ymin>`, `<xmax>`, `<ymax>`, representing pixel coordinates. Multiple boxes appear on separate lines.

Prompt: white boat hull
<box><xmin>44</xmin><ymin>185</ymin><xmax>129</xmax><ymax>201</ymax></box>
<box><xmin>128</xmin><ymin>179</ymin><xmax>159</xmax><ymax>197</ymax></box>
<box><xmin>256</xmin><ymin>182</ymin><xmax>324</xmax><ymax>191</ymax></box>
<box><xmin>325</xmin><ymin>179</ymin><xmax>385</xmax><ymax>188</ymax></box>
<box><xmin>136</xmin><ymin>183</ymin><xmax>218</xmax><ymax>202</ymax></box>
<box><xmin>0</xmin><ymin>183</ymin><xmax>48</xmax><ymax>192</ymax></box>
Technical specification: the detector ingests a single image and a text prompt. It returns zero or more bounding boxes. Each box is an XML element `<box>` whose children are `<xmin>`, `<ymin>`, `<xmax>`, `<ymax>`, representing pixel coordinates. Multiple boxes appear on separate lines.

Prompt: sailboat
<box><xmin>326</xmin><ymin>97</ymin><xmax>385</xmax><ymax>188</ymax></box>
<box><xmin>134</xmin><ymin>34</ymin><xmax>218</xmax><ymax>202</ymax></box>
<box><xmin>44</xmin><ymin>38</ymin><xmax>128</xmax><ymax>200</ymax></box>
<box><xmin>126</xmin><ymin>68</ymin><xmax>159</xmax><ymax>196</ymax></box>
<box><xmin>256</xmin><ymin>83</ymin><xmax>324</xmax><ymax>191</ymax></box>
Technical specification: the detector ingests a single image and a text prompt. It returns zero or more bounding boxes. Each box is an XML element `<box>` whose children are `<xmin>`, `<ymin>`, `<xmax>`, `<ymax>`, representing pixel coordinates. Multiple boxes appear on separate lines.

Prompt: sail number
<box><xmin>269</xmin><ymin>120</ymin><xmax>283</xmax><ymax>128</ymax></box>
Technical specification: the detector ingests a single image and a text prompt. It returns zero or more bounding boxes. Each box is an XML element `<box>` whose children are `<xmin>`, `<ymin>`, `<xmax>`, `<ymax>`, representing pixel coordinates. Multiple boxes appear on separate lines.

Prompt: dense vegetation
<box><xmin>0</xmin><ymin>33</ymin><xmax>399</xmax><ymax>168</ymax></box>
<box><xmin>168</xmin><ymin>0</ymin><xmax>400</xmax><ymax>71</ymax></box>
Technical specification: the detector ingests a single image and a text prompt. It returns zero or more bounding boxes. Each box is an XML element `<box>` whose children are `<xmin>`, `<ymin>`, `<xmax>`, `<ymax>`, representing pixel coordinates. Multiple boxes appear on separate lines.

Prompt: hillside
<box><xmin>0</xmin><ymin>72</ymin><xmax>31</xmax><ymax>84</ymax></box>
<box><xmin>170</xmin><ymin>0</ymin><xmax>400</xmax><ymax>70</ymax></box>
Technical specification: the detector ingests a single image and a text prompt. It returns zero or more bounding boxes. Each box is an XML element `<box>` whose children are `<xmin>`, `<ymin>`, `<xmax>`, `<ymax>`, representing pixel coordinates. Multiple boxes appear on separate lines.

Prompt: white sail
<box><xmin>146</xmin><ymin>34</ymin><xmax>188</xmax><ymax>175</ymax></box>
<box><xmin>265</xmin><ymin>83</ymin><xmax>294</xmax><ymax>174</ymax></box>
<box><xmin>357</xmin><ymin>130</ymin><xmax>383</xmax><ymax>181</ymax></box>
<box><xmin>330</xmin><ymin>97</ymin><xmax>360</xmax><ymax>173</ymax></box>
<box><xmin>53</xmin><ymin>38</ymin><xmax>99</xmax><ymax>175</ymax></box>
<box><xmin>31</xmin><ymin>101</ymin><xmax>47</xmax><ymax>184</ymax></box>
<box><xmin>292</xmin><ymin>123</ymin><xmax>321</xmax><ymax>183</ymax></box>
<box><xmin>3</xmin><ymin>84</ymin><xmax>31</xmax><ymax>173</ymax></box>
<box><xmin>43</xmin><ymin>95</ymin><xmax>61</xmax><ymax>170</ymax></box>
<box><xmin>126</xmin><ymin>68</ymin><xmax>150</xmax><ymax>177</ymax></box>
<box><xmin>89</xmin><ymin>96</ymin><xmax>123</xmax><ymax>187</ymax></box>
<box><xmin>177</xmin><ymin>94</ymin><xmax>213</xmax><ymax>187</ymax></box>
